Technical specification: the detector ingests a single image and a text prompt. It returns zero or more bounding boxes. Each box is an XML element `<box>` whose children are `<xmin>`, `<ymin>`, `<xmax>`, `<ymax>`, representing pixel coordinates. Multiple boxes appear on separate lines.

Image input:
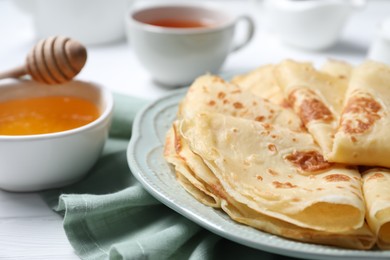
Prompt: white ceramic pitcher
<box><xmin>263</xmin><ymin>0</ymin><xmax>366</xmax><ymax>51</ymax></box>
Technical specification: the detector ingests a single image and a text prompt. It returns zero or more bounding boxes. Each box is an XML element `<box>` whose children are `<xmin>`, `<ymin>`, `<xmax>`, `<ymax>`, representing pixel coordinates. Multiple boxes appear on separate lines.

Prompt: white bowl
<box><xmin>368</xmin><ymin>17</ymin><xmax>390</xmax><ymax>65</ymax></box>
<box><xmin>263</xmin><ymin>0</ymin><xmax>365</xmax><ymax>51</ymax></box>
<box><xmin>0</xmin><ymin>80</ymin><xmax>113</xmax><ymax>192</ymax></box>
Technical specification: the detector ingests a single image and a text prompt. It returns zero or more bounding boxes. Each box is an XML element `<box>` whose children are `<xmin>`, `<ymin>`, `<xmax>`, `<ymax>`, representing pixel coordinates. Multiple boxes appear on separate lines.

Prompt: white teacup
<box><xmin>126</xmin><ymin>4</ymin><xmax>255</xmax><ymax>87</ymax></box>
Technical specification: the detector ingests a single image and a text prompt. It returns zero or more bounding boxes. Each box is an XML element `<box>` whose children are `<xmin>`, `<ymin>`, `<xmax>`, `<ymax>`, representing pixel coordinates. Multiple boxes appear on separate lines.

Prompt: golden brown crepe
<box><xmin>320</xmin><ymin>59</ymin><xmax>353</xmax><ymax>81</ymax></box>
<box><xmin>274</xmin><ymin>60</ymin><xmax>349</xmax><ymax>156</ymax></box>
<box><xmin>164</xmin><ymin>114</ymin><xmax>375</xmax><ymax>250</ymax></box>
<box><xmin>231</xmin><ymin>60</ymin><xmax>352</xmax><ymax>107</ymax></box>
<box><xmin>169</xmin><ymin>73</ymin><xmax>304</xmax><ymax>208</ymax></box>
<box><xmin>362</xmin><ymin>168</ymin><xmax>390</xmax><ymax>249</ymax></box>
<box><xmin>221</xmin><ymin>196</ymin><xmax>375</xmax><ymax>250</ymax></box>
<box><xmin>231</xmin><ymin>64</ymin><xmax>285</xmax><ymax>105</ymax></box>
<box><xmin>164</xmin><ymin>60</ymin><xmax>390</xmax><ymax>250</ymax></box>
<box><xmin>329</xmin><ymin>61</ymin><xmax>390</xmax><ymax>167</ymax></box>
<box><xmin>164</xmin><ymin>123</ymin><xmax>222</xmax><ymax>208</ymax></box>
<box><xmin>168</xmin><ymin>73</ymin><xmax>305</xmax><ymax>210</ymax></box>
<box><xmin>180</xmin><ymin>113</ymin><xmax>366</xmax><ymax>233</ymax></box>
<box><xmin>178</xmin><ymin>74</ymin><xmax>303</xmax><ymax>132</ymax></box>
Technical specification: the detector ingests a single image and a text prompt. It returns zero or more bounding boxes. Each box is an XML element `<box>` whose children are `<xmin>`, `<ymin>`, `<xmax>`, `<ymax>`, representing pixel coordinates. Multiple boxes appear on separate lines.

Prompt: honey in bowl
<box><xmin>146</xmin><ymin>18</ymin><xmax>212</xmax><ymax>28</ymax></box>
<box><xmin>0</xmin><ymin>96</ymin><xmax>100</xmax><ymax>135</ymax></box>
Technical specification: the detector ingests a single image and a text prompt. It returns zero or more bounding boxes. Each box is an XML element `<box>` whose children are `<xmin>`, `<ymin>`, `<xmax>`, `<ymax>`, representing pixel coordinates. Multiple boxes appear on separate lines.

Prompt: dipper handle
<box><xmin>0</xmin><ymin>65</ymin><xmax>27</xmax><ymax>79</ymax></box>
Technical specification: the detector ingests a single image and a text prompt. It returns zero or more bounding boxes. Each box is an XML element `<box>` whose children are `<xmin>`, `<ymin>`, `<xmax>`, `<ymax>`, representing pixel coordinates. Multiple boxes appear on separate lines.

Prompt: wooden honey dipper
<box><xmin>0</xmin><ymin>36</ymin><xmax>87</xmax><ymax>84</ymax></box>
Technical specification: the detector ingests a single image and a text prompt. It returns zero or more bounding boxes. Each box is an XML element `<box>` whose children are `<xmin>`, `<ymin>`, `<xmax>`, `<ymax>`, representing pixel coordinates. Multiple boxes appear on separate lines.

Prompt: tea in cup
<box><xmin>126</xmin><ymin>4</ymin><xmax>255</xmax><ymax>87</ymax></box>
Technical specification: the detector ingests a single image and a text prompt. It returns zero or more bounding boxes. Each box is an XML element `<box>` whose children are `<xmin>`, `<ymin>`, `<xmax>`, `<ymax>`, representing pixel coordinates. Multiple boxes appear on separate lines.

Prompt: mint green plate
<box><xmin>127</xmin><ymin>89</ymin><xmax>389</xmax><ymax>260</ymax></box>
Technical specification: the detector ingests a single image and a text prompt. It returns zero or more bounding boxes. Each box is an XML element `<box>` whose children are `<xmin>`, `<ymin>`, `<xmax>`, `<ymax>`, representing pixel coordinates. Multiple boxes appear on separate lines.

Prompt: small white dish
<box><xmin>0</xmin><ymin>80</ymin><xmax>113</xmax><ymax>192</ymax></box>
<box><xmin>368</xmin><ymin>17</ymin><xmax>390</xmax><ymax>65</ymax></box>
<box><xmin>263</xmin><ymin>0</ymin><xmax>366</xmax><ymax>51</ymax></box>
<box><xmin>13</xmin><ymin>0</ymin><xmax>133</xmax><ymax>45</ymax></box>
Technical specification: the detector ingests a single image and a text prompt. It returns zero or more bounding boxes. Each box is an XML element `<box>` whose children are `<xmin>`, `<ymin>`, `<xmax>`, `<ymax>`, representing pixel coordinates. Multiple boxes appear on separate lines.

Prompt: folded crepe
<box><xmin>221</xmin><ymin>194</ymin><xmax>375</xmax><ymax>250</ymax></box>
<box><xmin>164</xmin><ymin>61</ymin><xmax>390</xmax><ymax>250</ymax></box>
<box><xmin>329</xmin><ymin>61</ymin><xmax>390</xmax><ymax>167</ymax></box>
<box><xmin>164</xmin><ymin>122</ymin><xmax>223</xmax><ymax>208</ymax></box>
<box><xmin>230</xmin><ymin>64</ymin><xmax>285</xmax><ymax>105</ymax></box>
<box><xmin>169</xmin><ymin>73</ymin><xmax>304</xmax><ymax>207</ymax></box>
<box><xmin>167</xmin><ymin>73</ymin><xmax>304</xmax><ymax>207</ymax></box>
<box><xmin>362</xmin><ymin>168</ymin><xmax>390</xmax><ymax>249</ymax></box>
<box><xmin>180</xmin><ymin>112</ymin><xmax>366</xmax><ymax>233</ymax></box>
<box><xmin>164</xmin><ymin>115</ymin><xmax>375</xmax><ymax>250</ymax></box>
<box><xmin>231</xmin><ymin>60</ymin><xmax>352</xmax><ymax>107</ymax></box>
<box><xmin>274</xmin><ymin>60</ymin><xmax>350</xmax><ymax>156</ymax></box>
<box><xmin>178</xmin><ymin>74</ymin><xmax>303</xmax><ymax>132</ymax></box>
<box><xmin>320</xmin><ymin>59</ymin><xmax>353</xmax><ymax>81</ymax></box>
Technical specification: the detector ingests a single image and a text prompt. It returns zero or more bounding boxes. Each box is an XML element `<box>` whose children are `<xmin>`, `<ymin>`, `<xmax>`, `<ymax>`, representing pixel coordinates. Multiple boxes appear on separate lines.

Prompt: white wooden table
<box><xmin>0</xmin><ymin>0</ymin><xmax>389</xmax><ymax>258</ymax></box>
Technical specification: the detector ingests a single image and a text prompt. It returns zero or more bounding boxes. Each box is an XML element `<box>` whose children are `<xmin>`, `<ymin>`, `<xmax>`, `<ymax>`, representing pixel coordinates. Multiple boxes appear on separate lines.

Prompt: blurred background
<box><xmin>0</xmin><ymin>0</ymin><xmax>389</xmax><ymax>97</ymax></box>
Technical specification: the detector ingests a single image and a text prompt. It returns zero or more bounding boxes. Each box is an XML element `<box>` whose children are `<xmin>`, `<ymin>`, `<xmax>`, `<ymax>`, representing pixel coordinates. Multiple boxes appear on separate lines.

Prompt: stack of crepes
<box><xmin>164</xmin><ymin>59</ymin><xmax>390</xmax><ymax>250</ymax></box>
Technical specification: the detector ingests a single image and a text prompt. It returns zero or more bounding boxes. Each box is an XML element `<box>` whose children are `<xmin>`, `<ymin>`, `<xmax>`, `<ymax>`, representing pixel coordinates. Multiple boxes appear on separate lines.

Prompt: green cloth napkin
<box><xmin>41</xmin><ymin>93</ymin><xmax>299</xmax><ymax>260</ymax></box>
